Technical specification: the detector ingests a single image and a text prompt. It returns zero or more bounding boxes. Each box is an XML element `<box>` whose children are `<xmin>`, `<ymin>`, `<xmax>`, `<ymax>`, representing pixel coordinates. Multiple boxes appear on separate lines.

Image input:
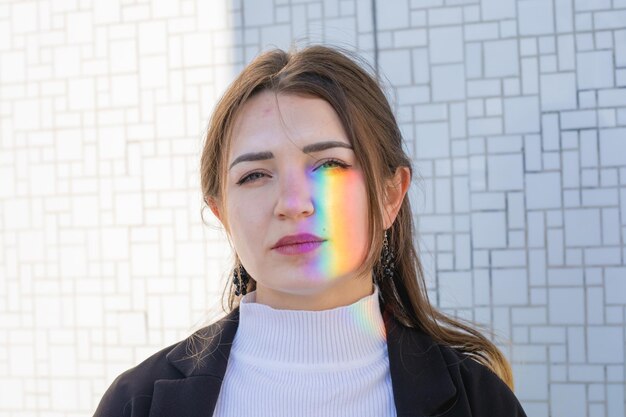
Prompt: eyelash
<box><xmin>236</xmin><ymin>159</ymin><xmax>350</xmax><ymax>185</ymax></box>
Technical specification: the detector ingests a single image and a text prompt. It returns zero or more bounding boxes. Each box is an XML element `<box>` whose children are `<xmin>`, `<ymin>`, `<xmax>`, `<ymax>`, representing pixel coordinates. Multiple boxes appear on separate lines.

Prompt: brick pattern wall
<box><xmin>0</xmin><ymin>0</ymin><xmax>624</xmax><ymax>416</ymax></box>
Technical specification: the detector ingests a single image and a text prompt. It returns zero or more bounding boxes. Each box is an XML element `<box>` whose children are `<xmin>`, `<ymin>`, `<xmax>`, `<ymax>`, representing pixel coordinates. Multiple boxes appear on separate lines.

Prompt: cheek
<box><xmin>226</xmin><ymin>195</ymin><xmax>265</xmax><ymax>254</ymax></box>
<box><xmin>315</xmin><ymin>170</ymin><xmax>369</xmax><ymax>249</ymax></box>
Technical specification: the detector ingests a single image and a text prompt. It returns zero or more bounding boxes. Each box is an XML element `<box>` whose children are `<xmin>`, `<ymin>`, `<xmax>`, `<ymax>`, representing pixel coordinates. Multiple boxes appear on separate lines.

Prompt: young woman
<box><xmin>95</xmin><ymin>45</ymin><xmax>528</xmax><ymax>416</ymax></box>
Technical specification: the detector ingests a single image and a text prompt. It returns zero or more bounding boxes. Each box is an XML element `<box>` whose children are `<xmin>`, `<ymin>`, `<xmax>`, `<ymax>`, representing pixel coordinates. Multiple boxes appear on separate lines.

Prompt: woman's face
<box><xmin>212</xmin><ymin>90</ymin><xmax>375</xmax><ymax>309</ymax></box>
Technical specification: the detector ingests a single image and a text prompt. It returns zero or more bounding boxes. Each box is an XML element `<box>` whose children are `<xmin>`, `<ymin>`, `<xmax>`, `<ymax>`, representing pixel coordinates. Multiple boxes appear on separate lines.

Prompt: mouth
<box><xmin>272</xmin><ymin>240</ymin><xmax>325</xmax><ymax>255</ymax></box>
<box><xmin>272</xmin><ymin>233</ymin><xmax>326</xmax><ymax>249</ymax></box>
<box><xmin>274</xmin><ymin>239</ymin><xmax>325</xmax><ymax>248</ymax></box>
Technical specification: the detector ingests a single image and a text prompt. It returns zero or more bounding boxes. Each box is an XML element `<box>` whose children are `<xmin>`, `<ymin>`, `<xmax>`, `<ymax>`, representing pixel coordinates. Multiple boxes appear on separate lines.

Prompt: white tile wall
<box><xmin>1</xmin><ymin>0</ymin><xmax>625</xmax><ymax>416</ymax></box>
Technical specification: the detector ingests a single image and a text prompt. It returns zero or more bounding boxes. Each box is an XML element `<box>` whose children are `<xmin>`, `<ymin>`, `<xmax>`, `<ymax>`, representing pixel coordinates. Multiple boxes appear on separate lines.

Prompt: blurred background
<box><xmin>1</xmin><ymin>0</ymin><xmax>625</xmax><ymax>416</ymax></box>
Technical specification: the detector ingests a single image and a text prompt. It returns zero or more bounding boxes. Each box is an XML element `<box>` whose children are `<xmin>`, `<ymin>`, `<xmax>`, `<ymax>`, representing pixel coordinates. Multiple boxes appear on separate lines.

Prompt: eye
<box><xmin>316</xmin><ymin>158</ymin><xmax>350</xmax><ymax>170</ymax></box>
<box><xmin>236</xmin><ymin>171</ymin><xmax>266</xmax><ymax>185</ymax></box>
<box><xmin>235</xmin><ymin>158</ymin><xmax>351</xmax><ymax>185</ymax></box>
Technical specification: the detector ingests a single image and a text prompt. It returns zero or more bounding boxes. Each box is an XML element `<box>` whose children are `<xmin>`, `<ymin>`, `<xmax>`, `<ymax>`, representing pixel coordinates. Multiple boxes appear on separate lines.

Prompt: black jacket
<box><xmin>94</xmin><ymin>301</ymin><xmax>528</xmax><ymax>417</ymax></box>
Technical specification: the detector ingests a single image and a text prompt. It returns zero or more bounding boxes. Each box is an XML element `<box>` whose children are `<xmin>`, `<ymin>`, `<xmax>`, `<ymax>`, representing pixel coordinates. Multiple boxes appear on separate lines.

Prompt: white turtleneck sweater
<box><xmin>211</xmin><ymin>283</ymin><xmax>397</xmax><ymax>417</ymax></box>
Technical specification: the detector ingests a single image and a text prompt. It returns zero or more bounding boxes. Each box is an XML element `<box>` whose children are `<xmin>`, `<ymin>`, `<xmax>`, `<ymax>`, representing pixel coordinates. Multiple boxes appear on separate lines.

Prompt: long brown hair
<box><xmin>198</xmin><ymin>44</ymin><xmax>515</xmax><ymax>391</ymax></box>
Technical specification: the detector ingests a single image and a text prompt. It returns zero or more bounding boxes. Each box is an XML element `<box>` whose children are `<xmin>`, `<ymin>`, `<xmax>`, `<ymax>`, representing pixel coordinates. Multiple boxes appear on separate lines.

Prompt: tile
<box><xmin>561</xmin><ymin>110</ymin><xmax>597</xmax><ymax>129</ymax></box>
<box><xmin>562</xmin><ymin>151</ymin><xmax>580</xmax><ymax>188</ymax></box>
<box><xmin>587</xmin><ymin>327</ymin><xmax>624</xmax><ymax>364</ymax></box>
<box><xmin>594</xmin><ymin>10</ymin><xmax>626</xmax><ymax>30</ymax></box>
<box><xmin>524</xmin><ymin>134</ymin><xmax>542</xmax><ymax>171</ymax></box>
<box><xmin>581</xmin><ymin>189</ymin><xmax>618</xmax><ymax>206</ymax></box>
<box><xmin>539</xmin><ymin>54</ymin><xmax>557</xmax><ymax>73</ymax></box>
<box><xmin>416</xmin><ymin>122</ymin><xmax>449</xmax><ymax>158</ymax></box>
<box><xmin>549</xmin><ymin>288</ymin><xmax>585</xmax><ymax>324</ymax></box>
<box><xmin>576</xmin><ymin>33</ymin><xmax>594</xmax><ymax>51</ymax></box>
<box><xmin>394</xmin><ymin>28</ymin><xmax>427</xmax><ymax>48</ymax></box>
<box><xmin>471</xmin><ymin>211</ymin><xmax>507</xmax><ymax>248</ymax></box>
<box><xmin>540</xmin><ymin>73</ymin><xmax>577</xmax><ymax>111</ymax></box>
<box><xmin>575</xmin><ymin>0</ymin><xmax>611</xmax><ymax>10</ymax></box>
<box><xmin>429</xmin><ymin>26</ymin><xmax>463</xmax><ymax>63</ymax></box>
<box><xmin>243</xmin><ymin>0</ymin><xmax>274</xmax><ymax>25</ymax></box>
<box><xmin>542</xmin><ymin>114</ymin><xmax>560</xmax><ymax>150</ymax></box>
<box><xmin>439</xmin><ymin>271</ymin><xmax>473</xmax><ymax>307</ymax></box>
<box><xmin>616</xmin><ymin>29</ymin><xmax>626</xmax><ymax>67</ymax></box>
<box><xmin>521</xmin><ymin>57</ymin><xmax>539</xmax><ymax>94</ymax></box>
<box><xmin>595</xmin><ymin>30</ymin><xmax>614</xmax><ymax>49</ymax></box>
<box><xmin>579</xmin><ymin>91</ymin><xmax>596</xmax><ymax>108</ymax></box>
<box><xmin>586</xmin><ymin>287</ymin><xmax>604</xmax><ymax>324</ymax></box>
<box><xmin>585</xmin><ymin>247</ymin><xmax>622</xmax><ymax>266</ymax></box>
<box><xmin>454</xmin><ymin>234</ymin><xmax>471</xmax><ymax>268</ymax></box>
<box><xmin>580</xmin><ymin>130</ymin><xmax>599</xmax><ymax>167</ymax></box>
<box><xmin>471</xmin><ymin>192</ymin><xmax>505</xmax><ymax>210</ymax></box>
<box><xmin>428</xmin><ymin>7</ymin><xmax>463</xmax><ymax>26</ymax></box>
<box><xmin>492</xmin><ymin>250</ymin><xmax>526</xmax><ymax>267</ymax></box>
<box><xmin>539</xmin><ymin>36</ymin><xmax>556</xmax><ymax>54</ymax></box>
<box><xmin>547</xmin><ymin>229</ymin><xmax>565</xmax><ymax>265</ymax></box>
<box><xmin>464</xmin><ymin>22</ymin><xmax>499</xmax><ymax>41</ymax></box>
<box><xmin>520</xmin><ymin>38</ymin><xmax>537</xmax><ymax>56</ymax></box>
<box><xmin>484</xmin><ymin>39</ymin><xmax>519</xmax><ymax>77</ymax></box>
<box><xmin>518</xmin><ymin>0</ymin><xmax>555</xmax><ymax>35</ymax></box>
<box><xmin>504</xmin><ymin>96</ymin><xmax>540</xmax><ymax>133</ymax></box>
<box><xmin>600</xmin><ymin>169</ymin><xmax>619</xmax><ymax>187</ymax></box>
<box><xmin>577</xmin><ymin>51</ymin><xmax>615</xmax><ymax>89</ymax></box>
<box><xmin>493</xmin><ymin>268</ymin><xmax>528</xmax><ymax>305</ymax></box>
<box><xmin>376</xmin><ymin>0</ymin><xmax>409</xmax><ymax>30</ymax></box>
<box><xmin>466</xmin><ymin>42</ymin><xmax>482</xmax><ymax>78</ymax></box>
<box><xmin>487</xmin><ymin>135</ymin><xmax>522</xmax><ymax>153</ymax></box>
<box><xmin>399</xmin><ymin>86</ymin><xmax>429</xmax><ymax>105</ymax></box>
<box><xmin>379</xmin><ymin>49</ymin><xmax>412</xmax><ymax>86</ymax></box>
<box><xmin>463</xmin><ymin>5</ymin><xmax>480</xmax><ymax>22</ymax></box>
<box><xmin>526</xmin><ymin>172</ymin><xmax>562</xmax><ymax>209</ymax></box>
<box><xmin>411</xmin><ymin>48</ymin><xmax>430</xmax><ymax>83</ymax></box>
<box><xmin>480</xmin><ymin>0</ymin><xmax>515</xmax><ymax>20</ymax></box>
<box><xmin>548</xmin><ymin>268</ymin><xmax>583</xmax><ymax>286</ymax></box>
<box><xmin>467</xmin><ymin>80</ymin><xmax>500</xmax><ymax>97</ymax></box>
<box><xmin>564</xmin><ymin>209</ymin><xmax>601</xmax><ymax>246</ymax></box>
<box><xmin>508</xmin><ymin>192</ymin><xmax>526</xmax><ymax>228</ymax></box>
<box><xmin>432</xmin><ymin>64</ymin><xmax>466</xmax><ymax>101</ymax></box>
<box><xmin>606</xmin><ymin>384</ymin><xmax>626</xmax><ymax>416</ymax></box>
<box><xmin>557</xmin><ymin>34</ymin><xmax>575</xmax><ymax>70</ymax></box>
<box><xmin>487</xmin><ymin>154</ymin><xmax>524</xmax><ymax>190</ymax></box>
<box><xmin>605</xmin><ymin>267</ymin><xmax>626</xmax><ymax>304</ymax></box>
<box><xmin>555</xmin><ymin>0</ymin><xmax>574</xmax><ymax>32</ymax></box>
<box><xmin>599</xmin><ymin>128</ymin><xmax>626</xmax><ymax>167</ymax></box>
<box><xmin>503</xmin><ymin>78</ymin><xmax>521</xmax><ymax>95</ymax></box>
<box><xmin>410</xmin><ymin>10</ymin><xmax>427</xmax><ymax>26</ymax></box>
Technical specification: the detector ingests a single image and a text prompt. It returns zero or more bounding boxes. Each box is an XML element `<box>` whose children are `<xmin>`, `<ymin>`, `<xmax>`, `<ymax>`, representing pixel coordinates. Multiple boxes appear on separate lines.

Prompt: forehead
<box><xmin>229</xmin><ymin>90</ymin><xmax>349</xmax><ymax>152</ymax></box>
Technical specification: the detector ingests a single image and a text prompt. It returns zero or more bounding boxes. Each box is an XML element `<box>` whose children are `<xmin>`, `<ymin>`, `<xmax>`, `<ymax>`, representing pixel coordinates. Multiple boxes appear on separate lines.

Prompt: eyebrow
<box><xmin>228</xmin><ymin>140</ymin><xmax>354</xmax><ymax>170</ymax></box>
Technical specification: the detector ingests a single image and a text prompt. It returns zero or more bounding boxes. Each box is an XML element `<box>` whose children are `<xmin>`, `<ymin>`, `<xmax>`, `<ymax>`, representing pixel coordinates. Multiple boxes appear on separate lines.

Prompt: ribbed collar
<box><xmin>231</xmin><ymin>283</ymin><xmax>387</xmax><ymax>369</ymax></box>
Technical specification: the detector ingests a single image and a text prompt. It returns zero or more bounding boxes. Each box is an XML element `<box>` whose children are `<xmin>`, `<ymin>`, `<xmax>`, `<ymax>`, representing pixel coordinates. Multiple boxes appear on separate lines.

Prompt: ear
<box><xmin>382</xmin><ymin>166</ymin><xmax>411</xmax><ymax>230</ymax></box>
<box><xmin>205</xmin><ymin>196</ymin><xmax>222</xmax><ymax>222</ymax></box>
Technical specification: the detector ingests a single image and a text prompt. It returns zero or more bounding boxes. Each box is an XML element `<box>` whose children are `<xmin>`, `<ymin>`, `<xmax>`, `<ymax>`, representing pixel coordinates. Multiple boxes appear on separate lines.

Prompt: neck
<box><xmin>233</xmin><ymin>282</ymin><xmax>387</xmax><ymax>366</ymax></box>
<box><xmin>253</xmin><ymin>273</ymin><xmax>375</xmax><ymax>311</ymax></box>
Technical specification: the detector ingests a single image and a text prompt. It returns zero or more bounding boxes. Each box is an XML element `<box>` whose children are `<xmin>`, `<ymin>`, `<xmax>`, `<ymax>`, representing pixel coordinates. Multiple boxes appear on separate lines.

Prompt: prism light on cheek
<box><xmin>303</xmin><ymin>168</ymin><xmax>364</xmax><ymax>281</ymax></box>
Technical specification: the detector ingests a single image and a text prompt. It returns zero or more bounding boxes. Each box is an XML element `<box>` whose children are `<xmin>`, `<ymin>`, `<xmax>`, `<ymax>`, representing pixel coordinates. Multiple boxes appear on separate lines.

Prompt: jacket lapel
<box><xmin>148</xmin><ymin>308</ymin><xmax>241</xmax><ymax>417</ymax></box>
<box><xmin>382</xmin><ymin>306</ymin><xmax>458</xmax><ymax>416</ymax></box>
<box><xmin>150</xmin><ymin>302</ymin><xmax>457</xmax><ymax>417</ymax></box>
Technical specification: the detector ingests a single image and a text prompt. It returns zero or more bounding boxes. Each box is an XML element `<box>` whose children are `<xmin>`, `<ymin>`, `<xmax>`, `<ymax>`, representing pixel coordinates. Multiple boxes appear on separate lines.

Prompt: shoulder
<box><xmin>93</xmin><ymin>310</ymin><xmax>238</xmax><ymax>417</ymax></box>
<box><xmin>439</xmin><ymin>345</ymin><xmax>528</xmax><ymax>416</ymax></box>
<box><xmin>93</xmin><ymin>340</ymin><xmax>184</xmax><ymax>417</ymax></box>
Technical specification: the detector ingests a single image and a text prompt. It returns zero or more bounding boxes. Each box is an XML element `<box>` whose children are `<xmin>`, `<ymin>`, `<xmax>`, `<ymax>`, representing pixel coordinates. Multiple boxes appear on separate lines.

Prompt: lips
<box><xmin>272</xmin><ymin>233</ymin><xmax>325</xmax><ymax>249</ymax></box>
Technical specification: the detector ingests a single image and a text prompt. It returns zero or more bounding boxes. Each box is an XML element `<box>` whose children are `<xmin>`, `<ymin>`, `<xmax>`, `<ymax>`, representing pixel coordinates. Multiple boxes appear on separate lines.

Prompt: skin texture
<box><xmin>209</xmin><ymin>90</ymin><xmax>410</xmax><ymax>311</ymax></box>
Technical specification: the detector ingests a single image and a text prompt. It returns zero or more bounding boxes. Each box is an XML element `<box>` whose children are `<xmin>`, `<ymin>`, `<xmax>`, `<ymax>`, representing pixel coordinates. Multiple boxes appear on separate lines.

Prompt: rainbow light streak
<box><xmin>296</xmin><ymin>166</ymin><xmax>381</xmax><ymax>337</ymax></box>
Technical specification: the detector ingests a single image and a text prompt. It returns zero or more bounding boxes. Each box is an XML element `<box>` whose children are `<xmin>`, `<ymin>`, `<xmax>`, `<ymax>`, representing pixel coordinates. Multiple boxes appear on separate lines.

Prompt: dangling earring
<box><xmin>377</xmin><ymin>229</ymin><xmax>395</xmax><ymax>284</ymax></box>
<box><xmin>232</xmin><ymin>262</ymin><xmax>250</xmax><ymax>296</ymax></box>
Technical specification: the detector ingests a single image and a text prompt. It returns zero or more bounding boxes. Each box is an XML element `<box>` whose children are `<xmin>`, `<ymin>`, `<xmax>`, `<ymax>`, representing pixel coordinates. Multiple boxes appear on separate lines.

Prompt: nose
<box><xmin>274</xmin><ymin>169</ymin><xmax>315</xmax><ymax>219</ymax></box>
